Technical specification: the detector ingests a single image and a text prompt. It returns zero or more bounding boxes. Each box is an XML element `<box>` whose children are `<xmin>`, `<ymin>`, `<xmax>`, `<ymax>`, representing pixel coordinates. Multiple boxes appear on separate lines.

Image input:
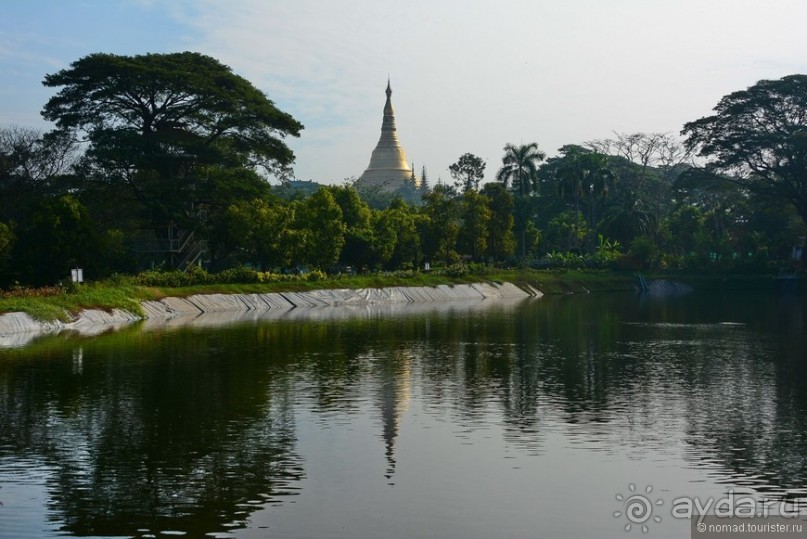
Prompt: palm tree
<box><xmin>602</xmin><ymin>190</ymin><xmax>655</xmax><ymax>245</ymax></box>
<box><xmin>554</xmin><ymin>147</ymin><xmax>615</xmax><ymax>251</ymax></box>
<box><xmin>496</xmin><ymin>143</ymin><xmax>546</xmax><ymax>258</ymax></box>
<box><xmin>496</xmin><ymin>143</ymin><xmax>546</xmax><ymax>197</ymax></box>
<box><xmin>555</xmin><ymin>149</ymin><xmax>611</xmax><ymax>213</ymax></box>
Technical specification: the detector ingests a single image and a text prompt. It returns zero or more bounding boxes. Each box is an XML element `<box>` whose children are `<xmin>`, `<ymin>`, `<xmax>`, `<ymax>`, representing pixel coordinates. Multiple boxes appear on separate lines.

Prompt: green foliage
<box><xmin>0</xmin><ymin>221</ymin><xmax>13</xmax><ymax>283</ymax></box>
<box><xmin>132</xmin><ymin>266</ymin><xmax>331</xmax><ymax>287</ymax></box>
<box><xmin>135</xmin><ymin>267</ymin><xmax>210</xmax><ymax>287</ymax></box>
<box><xmin>496</xmin><ymin>142</ymin><xmax>546</xmax><ymax>197</ymax></box>
<box><xmin>11</xmin><ymin>195</ymin><xmax>103</xmax><ymax>286</ymax></box>
<box><xmin>449</xmin><ymin>153</ymin><xmax>486</xmax><ymax>192</ymax></box>
<box><xmin>419</xmin><ymin>184</ymin><xmax>460</xmax><ymax>264</ymax></box>
<box><xmin>0</xmin><ymin>127</ymin><xmax>77</xmax><ymax>223</ymax></box>
<box><xmin>306</xmin><ymin>269</ymin><xmax>327</xmax><ymax>282</ymax></box>
<box><xmin>628</xmin><ymin>236</ymin><xmax>660</xmax><ymax>270</ymax></box>
<box><xmin>552</xmin><ymin>146</ymin><xmax>614</xmax><ymax>251</ymax></box>
<box><xmin>0</xmin><ymin>222</ymin><xmax>12</xmax><ymax>250</ymax></box>
<box><xmin>595</xmin><ymin>235</ymin><xmax>622</xmax><ymax>262</ymax></box>
<box><xmin>327</xmin><ymin>185</ymin><xmax>372</xmax><ymax>229</ymax></box>
<box><xmin>480</xmin><ymin>183</ymin><xmax>515</xmax><ymax>261</ymax></box>
<box><xmin>536</xmin><ymin>235</ymin><xmax>621</xmax><ymax>270</ymax></box>
<box><xmin>0</xmin><ymin>282</ymin><xmax>145</xmax><ymax>320</ymax></box>
<box><xmin>369</xmin><ymin>211</ymin><xmax>397</xmax><ymax>268</ymax></box>
<box><xmin>3</xmin><ymin>64</ymin><xmax>803</xmax><ymax>285</ymax></box>
<box><xmin>457</xmin><ymin>190</ymin><xmax>491</xmax><ymax>261</ymax></box>
<box><xmin>213</xmin><ymin>197</ymin><xmax>295</xmax><ymax>270</ymax></box>
<box><xmin>43</xmin><ymin>51</ymin><xmax>302</xmax><ymax>173</ymax></box>
<box><xmin>217</xmin><ymin>266</ymin><xmax>261</xmax><ymax>283</ymax></box>
<box><xmin>601</xmin><ymin>190</ymin><xmax>655</xmax><ymax>245</ymax></box>
<box><xmin>554</xmin><ymin>147</ymin><xmax>611</xmax><ymax>204</ymax></box>
<box><xmin>298</xmin><ymin>188</ymin><xmax>346</xmax><ymax>269</ymax></box>
<box><xmin>545</xmin><ymin>211</ymin><xmax>587</xmax><ymax>252</ymax></box>
<box><xmin>511</xmin><ymin>194</ymin><xmax>538</xmax><ymax>259</ymax></box>
<box><xmin>682</xmin><ymin>74</ymin><xmax>807</xmax><ymax>227</ymax></box>
<box><xmin>327</xmin><ymin>185</ymin><xmax>379</xmax><ymax>268</ymax></box>
<box><xmin>375</xmin><ymin>268</ymin><xmax>419</xmax><ymax>279</ymax></box>
<box><xmin>382</xmin><ymin>201</ymin><xmax>421</xmax><ymax>270</ymax></box>
<box><xmin>39</xmin><ymin>51</ymin><xmax>304</xmax><ymax>273</ymax></box>
<box><xmin>523</xmin><ymin>221</ymin><xmax>542</xmax><ymax>258</ymax></box>
<box><xmin>433</xmin><ymin>263</ymin><xmax>470</xmax><ymax>278</ymax></box>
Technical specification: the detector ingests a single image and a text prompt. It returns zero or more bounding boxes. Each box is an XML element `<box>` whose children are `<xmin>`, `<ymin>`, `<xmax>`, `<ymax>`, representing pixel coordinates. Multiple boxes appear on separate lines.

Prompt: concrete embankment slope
<box><xmin>0</xmin><ymin>282</ymin><xmax>537</xmax><ymax>345</ymax></box>
<box><xmin>139</xmin><ymin>282</ymin><xmax>531</xmax><ymax>317</ymax></box>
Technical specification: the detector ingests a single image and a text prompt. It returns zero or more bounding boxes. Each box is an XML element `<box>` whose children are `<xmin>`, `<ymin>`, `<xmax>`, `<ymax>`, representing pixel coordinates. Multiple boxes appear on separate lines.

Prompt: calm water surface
<box><xmin>1</xmin><ymin>291</ymin><xmax>806</xmax><ymax>538</ymax></box>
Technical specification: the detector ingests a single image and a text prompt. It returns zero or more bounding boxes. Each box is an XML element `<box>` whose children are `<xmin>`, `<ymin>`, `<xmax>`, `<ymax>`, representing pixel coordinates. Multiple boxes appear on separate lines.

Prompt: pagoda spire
<box><xmin>357</xmin><ymin>79</ymin><xmax>413</xmax><ymax>191</ymax></box>
<box><xmin>382</xmin><ymin>79</ymin><xmax>396</xmax><ymax>132</ymax></box>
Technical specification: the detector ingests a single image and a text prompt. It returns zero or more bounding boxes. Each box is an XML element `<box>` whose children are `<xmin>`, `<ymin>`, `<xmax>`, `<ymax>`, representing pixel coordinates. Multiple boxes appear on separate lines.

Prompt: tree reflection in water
<box><xmin>0</xmin><ymin>291</ymin><xmax>805</xmax><ymax>536</ymax></box>
<box><xmin>0</xmin><ymin>328</ymin><xmax>303</xmax><ymax>537</ymax></box>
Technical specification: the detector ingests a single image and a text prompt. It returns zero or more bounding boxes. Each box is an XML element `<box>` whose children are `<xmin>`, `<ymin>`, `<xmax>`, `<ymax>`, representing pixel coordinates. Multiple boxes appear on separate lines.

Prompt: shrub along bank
<box><xmin>0</xmin><ymin>265</ymin><xmax>792</xmax><ymax>323</ymax></box>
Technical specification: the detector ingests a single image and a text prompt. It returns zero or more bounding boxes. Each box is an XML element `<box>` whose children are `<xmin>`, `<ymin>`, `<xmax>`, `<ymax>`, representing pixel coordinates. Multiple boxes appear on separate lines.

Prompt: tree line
<box><xmin>1</xmin><ymin>52</ymin><xmax>805</xmax><ymax>287</ymax></box>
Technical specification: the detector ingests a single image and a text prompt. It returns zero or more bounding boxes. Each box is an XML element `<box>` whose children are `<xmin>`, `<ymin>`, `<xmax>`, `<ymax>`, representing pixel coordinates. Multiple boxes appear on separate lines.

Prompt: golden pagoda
<box><xmin>357</xmin><ymin>79</ymin><xmax>415</xmax><ymax>191</ymax></box>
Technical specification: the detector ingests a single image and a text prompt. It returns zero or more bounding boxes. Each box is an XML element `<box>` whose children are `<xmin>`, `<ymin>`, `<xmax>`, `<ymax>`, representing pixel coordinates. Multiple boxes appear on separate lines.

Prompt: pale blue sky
<box><xmin>2</xmin><ymin>0</ymin><xmax>807</xmax><ymax>184</ymax></box>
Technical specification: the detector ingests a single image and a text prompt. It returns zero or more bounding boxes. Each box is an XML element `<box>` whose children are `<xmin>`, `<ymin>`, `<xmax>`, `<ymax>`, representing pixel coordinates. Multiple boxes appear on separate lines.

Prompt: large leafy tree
<box><xmin>681</xmin><ymin>74</ymin><xmax>807</xmax><ymax>227</ymax></box>
<box><xmin>449</xmin><ymin>153</ymin><xmax>486</xmax><ymax>192</ymax></box>
<box><xmin>41</xmin><ymin>52</ymin><xmax>303</xmax><ymax>227</ymax></box>
<box><xmin>419</xmin><ymin>184</ymin><xmax>460</xmax><ymax>264</ymax></box>
<box><xmin>480</xmin><ymin>183</ymin><xmax>515</xmax><ymax>261</ymax></box>
<box><xmin>383</xmin><ymin>199</ymin><xmax>421</xmax><ymax>270</ymax></box>
<box><xmin>326</xmin><ymin>185</ymin><xmax>377</xmax><ymax>269</ymax></box>
<box><xmin>457</xmin><ymin>190</ymin><xmax>491</xmax><ymax>261</ymax></box>
<box><xmin>213</xmin><ymin>197</ymin><xmax>295</xmax><ymax>271</ymax></box>
<box><xmin>297</xmin><ymin>188</ymin><xmax>345</xmax><ymax>269</ymax></box>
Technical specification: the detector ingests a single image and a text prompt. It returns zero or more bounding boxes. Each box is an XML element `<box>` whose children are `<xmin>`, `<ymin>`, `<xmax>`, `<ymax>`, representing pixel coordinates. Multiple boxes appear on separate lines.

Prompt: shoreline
<box><xmin>0</xmin><ymin>282</ymin><xmax>539</xmax><ymax>346</ymax></box>
<box><xmin>1</xmin><ymin>271</ymin><xmax>792</xmax><ymax>347</ymax></box>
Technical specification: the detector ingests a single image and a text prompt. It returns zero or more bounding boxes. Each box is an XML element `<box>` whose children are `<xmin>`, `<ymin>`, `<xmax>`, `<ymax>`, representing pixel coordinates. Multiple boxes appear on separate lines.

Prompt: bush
<box><xmin>377</xmin><ymin>269</ymin><xmax>418</xmax><ymax>279</ymax></box>
<box><xmin>216</xmin><ymin>266</ymin><xmax>260</xmax><ymax>284</ymax></box>
<box><xmin>434</xmin><ymin>263</ymin><xmax>469</xmax><ymax>277</ymax></box>
<box><xmin>106</xmin><ymin>273</ymin><xmax>134</xmax><ymax>286</ymax></box>
<box><xmin>532</xmin><ymin>244</ymin><xmax>624</xmax><ymax>270</ymax></box>
<box><xmin>543</xmin><ymin>251</ymin><xmax>586</xmax><ymax>269</ymax></box>
<box><xmin>305</xmin><ymin>269</ymin><xmax>327</xmax><ymax>282</ymax></box>
<box><xmin>134</xmin><ymin>267</ymin><xmax>213</xmax><ymax>287</ymax></box>
<box><xmin>629</xmin><ymin>236</ymin><xmax>660</xmax><ymax>270</ymax></box>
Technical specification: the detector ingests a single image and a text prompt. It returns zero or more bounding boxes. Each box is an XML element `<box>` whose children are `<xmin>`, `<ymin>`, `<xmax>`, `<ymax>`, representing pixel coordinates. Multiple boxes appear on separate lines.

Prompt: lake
<box><xmin>1</xmin><ymin>290</ymin><xmax>806</xmax><ymax>538</ymax></box>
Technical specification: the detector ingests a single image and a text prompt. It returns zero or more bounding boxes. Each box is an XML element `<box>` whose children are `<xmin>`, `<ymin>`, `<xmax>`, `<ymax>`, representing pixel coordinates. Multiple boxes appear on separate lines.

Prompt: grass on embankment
<box><xmin>0</xmin><ymin>283</ymin><xmax>151</xmax><ymax>322</ymax></box>
<box><xmin>0</xmin><ymin>268</ymin><xmax>790</xmax><ymax>323</ymax></box>
<box><xmin>110</xmin><ymin>268</ymin><xmax>645</xmax><ymax>305</ymax></box>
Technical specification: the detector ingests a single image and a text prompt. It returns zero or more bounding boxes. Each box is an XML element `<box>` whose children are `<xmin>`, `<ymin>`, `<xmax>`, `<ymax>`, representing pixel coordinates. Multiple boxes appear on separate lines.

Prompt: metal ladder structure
<box><xmin>134</xmin><ymin>224</ymin><xmax>208</xmax><ymax>271</ymax></box>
